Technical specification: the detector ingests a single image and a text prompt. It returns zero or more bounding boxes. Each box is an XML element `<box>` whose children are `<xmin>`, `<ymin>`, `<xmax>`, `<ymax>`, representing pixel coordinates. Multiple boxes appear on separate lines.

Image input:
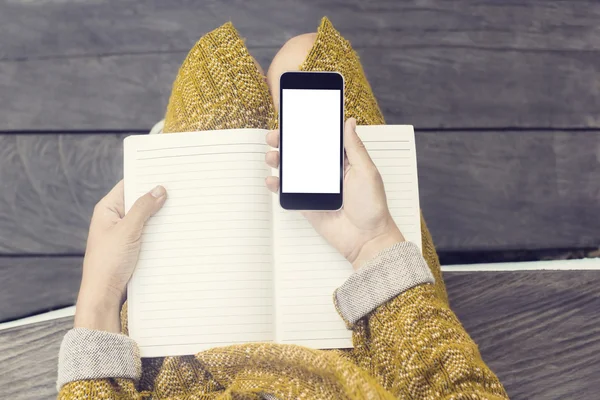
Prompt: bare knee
<box><xmin>267</xmin><ymin>33</ymin><xmax>317</xmax><ymax>108</ymax></box>
<box><xmin>268</xmin><ymin>33</ymin><xmax>317</xmax><ymax>77</ymax></box>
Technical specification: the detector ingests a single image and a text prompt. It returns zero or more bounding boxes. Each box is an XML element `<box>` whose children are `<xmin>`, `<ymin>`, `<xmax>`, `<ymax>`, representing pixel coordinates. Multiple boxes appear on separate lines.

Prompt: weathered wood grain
<box><xmin>1</xmin><ymin>271</ymin><xmax>598</xmax><ymax>399</ymax></box>
<box><xmin>0</xmin><ymin>49</ymin><xmax>276</xmax><ymax>132</ymax></box>
<box><xmin>0</xmin><ymin>316</ymin><xmax>73</xmax><ymax>400</ymax></box>
<box><xmin>446</xmin><ymin>271</ymin><xmax>600</xmax><ymax>400</ymax></box>
<box><xmin>416</xmin><ymin>131</ymin><xmax>600</xmax><ymax>251</ymax></box>
<box><xmin>3</xmin><ymin>0</ymin><xmax>600</xmax><ymax>57</ymax></box>
<box><xmin>0</xmin><ymin>257</ymin><xmax>81</xmax><ymax>322</ymax></box>
<box><xmin>1</xmin><ymin>1</ymin><xmax>600</xmax><ymax>129</ymax></box>
<box><xmin>1</xmin><ymin>132</ymin><xmax>597</xmax><ymax>255</ymax></box>
<box><xmin>0</xmin><ymin>54</ymin><xmax>184</xmax><ymax>133</ymax></box>
<box><xmin>0</xmin><ymin>134</ymin><xmax>126</xmax><ymax>253</ymax></box>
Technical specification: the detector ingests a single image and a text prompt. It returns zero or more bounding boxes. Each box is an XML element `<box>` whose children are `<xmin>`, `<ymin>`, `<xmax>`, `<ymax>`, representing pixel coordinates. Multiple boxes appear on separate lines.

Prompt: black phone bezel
<box><xmin>278</xmin><ymin>71</ymin><xmax>344</xmax><ymax>211</ymax></box>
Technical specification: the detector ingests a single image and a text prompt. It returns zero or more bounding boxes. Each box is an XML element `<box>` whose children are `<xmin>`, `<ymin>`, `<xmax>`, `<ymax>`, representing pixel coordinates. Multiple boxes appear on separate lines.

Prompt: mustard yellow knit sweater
<box><xmin>58</xmin><ymin>18</ymin><xmax>508</xmax><ymax>400</ymax></box>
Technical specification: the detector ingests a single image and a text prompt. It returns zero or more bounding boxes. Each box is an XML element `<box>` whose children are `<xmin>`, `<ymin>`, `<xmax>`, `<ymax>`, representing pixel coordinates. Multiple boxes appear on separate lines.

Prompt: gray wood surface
<box><xmin>1</xmin><ymin>271</ymin><xmax>599</xmax><ymax>400</ymax></box>
<box><xmin>0</xmin><ymin>257</ymin><xmax>81</xmax><ymax>322</ymax></box>
<box><xmin>1</xmin><ymin>0</ymin><xmax>600</xmax><ymax>130</ymax></box>
<box><xmin>0</xmin><ymin>134</ymin><xmax>125</xmax><ymax>253</ymax></box>
<box><xmin>446</xmin><ymin>271</ymin><xmax>600</xmax><ymax>400</ymax></box>
<box><xmin>3</xmin><ymin>0</ymin><xmax>600</xmax><ymax>58</ymax></box>
<box><xmin>1</xmin><ymin>132</ymin><xmax>597</xmax><ymax>254</ymax></box>
<box><xmin>417</xmin><ymin>131</ymin><xmax>600</xmax><ymax>251</ymax></box>
<box><xmin>0</xmin><ymin>316</ymin><xmax>72</xmax><ymax>400</ymax></box>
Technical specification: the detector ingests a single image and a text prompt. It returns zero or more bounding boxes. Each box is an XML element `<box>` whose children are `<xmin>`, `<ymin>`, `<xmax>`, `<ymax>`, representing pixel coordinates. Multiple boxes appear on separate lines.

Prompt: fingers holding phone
<box><xmin>265</xmin><ymin>130</ymin><xmax>280</xmax><ymax>192</ymax></box>
<box><xmin>264</xmin><ymin>116</ymin><xmax>404</xmax><ymax>270</ymax></box>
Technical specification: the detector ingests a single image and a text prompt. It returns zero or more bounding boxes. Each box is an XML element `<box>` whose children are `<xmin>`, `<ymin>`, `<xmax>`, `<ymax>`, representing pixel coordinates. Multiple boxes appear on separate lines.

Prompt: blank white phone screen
<box><xmin>281</xmin><ymin>89</ymin><xmax>341</xmax><ymax>194</ymax></box>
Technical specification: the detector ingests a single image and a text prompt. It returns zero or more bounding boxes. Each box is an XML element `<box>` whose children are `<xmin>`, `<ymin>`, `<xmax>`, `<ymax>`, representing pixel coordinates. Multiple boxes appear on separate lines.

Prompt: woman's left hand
<box><xmin>74</xmin><ymin>180</ymin><xmax>167</xmax><ymax>333</ymax></box>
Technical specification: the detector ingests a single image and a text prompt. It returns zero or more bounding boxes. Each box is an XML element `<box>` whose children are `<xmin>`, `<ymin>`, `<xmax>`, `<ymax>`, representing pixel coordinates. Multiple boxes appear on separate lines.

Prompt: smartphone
<box><xmin>279</xmin><ymin>71</ymin><xmax>344</xmax><ymax>210</ymax></box>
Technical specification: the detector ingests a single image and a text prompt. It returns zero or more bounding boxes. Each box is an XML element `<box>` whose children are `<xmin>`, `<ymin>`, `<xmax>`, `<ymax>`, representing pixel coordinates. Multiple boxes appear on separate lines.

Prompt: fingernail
<box><xmin>349</xmin><ymin>118</ymin><xmax>356</xmax><ymax>131</ymax></box>
<box><xmin>150</xmin><ymin>185</ymin><xmax>166</xmax><ymax>198</ymax></box>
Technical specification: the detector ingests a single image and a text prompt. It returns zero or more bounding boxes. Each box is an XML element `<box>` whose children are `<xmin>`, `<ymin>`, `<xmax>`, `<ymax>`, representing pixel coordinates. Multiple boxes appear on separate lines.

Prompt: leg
<box><xmin>123</xmin><ymin>21</ymin><xmax>276</xmax><ymax>333</ymax></box>
<box><xmin>266</xmin><ymin>18</ymin><xmax>447</xmax><ymax>304</ymax></box>
<box><xmin>267</xmin><ymin>19</ymin><xmax>385</xmax><ymax>128</ymax></box>
<box><xmin>122</xmin><ymin>23</ymin><xmax>276</xmax><ymax>394</ymax></box>
<box><xmin>163</xmin><ymin>22</ymin><xmax>275</xmax><ymax>133</ymax></box>
<box><xmin>266</xmin><ymin>32</ymin><xmax>317</xmax><ymax>110</ymax></box>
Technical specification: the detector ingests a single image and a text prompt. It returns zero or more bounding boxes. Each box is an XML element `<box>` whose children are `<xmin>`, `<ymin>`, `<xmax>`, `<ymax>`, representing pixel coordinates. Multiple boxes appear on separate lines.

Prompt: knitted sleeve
<box><xmin>57</xmin><ymin>329</ymin><xmax>144</xmax><ymax>399</ymax></box>
<box><xmin>335</xmin><ymin>242</ymin><xmax>509</xmax><ymax>399</ymax></box>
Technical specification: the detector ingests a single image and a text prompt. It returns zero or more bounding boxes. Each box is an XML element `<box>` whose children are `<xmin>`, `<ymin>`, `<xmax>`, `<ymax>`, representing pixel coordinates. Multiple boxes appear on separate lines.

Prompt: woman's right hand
<box><xmin>265</xmin><ymin>118</ymin><xmax>405</xmax><ymax>271</ymax></box>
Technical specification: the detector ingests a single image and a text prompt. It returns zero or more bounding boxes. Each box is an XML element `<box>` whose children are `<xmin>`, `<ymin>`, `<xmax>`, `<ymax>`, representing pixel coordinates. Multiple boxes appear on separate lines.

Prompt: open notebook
<box><xmin>124</xmin><ymin>125</ymin><xmax>421</xmax><ymax>357</ymax></box>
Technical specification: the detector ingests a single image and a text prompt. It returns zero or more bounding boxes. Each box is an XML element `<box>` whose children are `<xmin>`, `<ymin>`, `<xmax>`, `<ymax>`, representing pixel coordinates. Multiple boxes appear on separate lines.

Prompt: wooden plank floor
<box><xmin>446</xmin><ymin>271</ymin><xmax>600</xmax><ymax>400</ymax></box>
<box><xmin>3</xmin><ymin>0</ymin><xmax>600</xmax><ymax>58</ymax></box>
<box><xmin>0</xmin><ymin>316</ymin><xmax>72</xmax><ymax>400</ymax></box>
<box><xmin>1</xmin><ymin>271</ymin><xmax>599</xmax><ymax>400</ymax></box>
<box><xmin>1</xmin><ymin>1</ymin><xmax>600</xmax><ymax>129</ymax></box>
<box><xmin>0</xmin><ymin>257</ymin><xmax>81</xmax><ymax>322</ymax></box>
<box><xmin>0</xmin><ymin>134</ymin><xmax>125</xmax><ymax>254</ymax></box>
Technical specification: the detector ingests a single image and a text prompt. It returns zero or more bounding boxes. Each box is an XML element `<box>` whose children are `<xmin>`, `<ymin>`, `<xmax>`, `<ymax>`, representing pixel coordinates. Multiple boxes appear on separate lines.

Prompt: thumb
<box><xmin>123</xmin><ymin>185</ymin><xmax>167</xmax><ymax>230</ymax></box>
<box><xmin>343</xmin><ymin>118</ymin><xmax>373</xmax><ymax>167</ymax></box>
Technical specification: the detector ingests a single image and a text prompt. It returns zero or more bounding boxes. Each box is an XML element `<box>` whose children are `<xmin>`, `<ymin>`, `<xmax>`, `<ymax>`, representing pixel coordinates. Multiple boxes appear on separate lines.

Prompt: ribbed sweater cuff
<box><xmin>57</xmin><ymin>328</ymin><xmax>141</xmax><ymax>390</ymax></box>
<box><xmin>334</xmin><ymin>241</ymin><xmax>435</xmax><ymax>327</ymax></box>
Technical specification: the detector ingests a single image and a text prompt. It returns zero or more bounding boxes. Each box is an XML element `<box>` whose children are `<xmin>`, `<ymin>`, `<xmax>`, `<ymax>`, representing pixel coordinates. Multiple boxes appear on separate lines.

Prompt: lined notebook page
<box><xmin>124</xmin><ymin>129</ymin><xmax>274</xmax><ymax>357</ymax></box>
<box><xmin>272</xmin><ymin>125</ymin><xmax>421</xmax><ymax>348</ymax></box>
